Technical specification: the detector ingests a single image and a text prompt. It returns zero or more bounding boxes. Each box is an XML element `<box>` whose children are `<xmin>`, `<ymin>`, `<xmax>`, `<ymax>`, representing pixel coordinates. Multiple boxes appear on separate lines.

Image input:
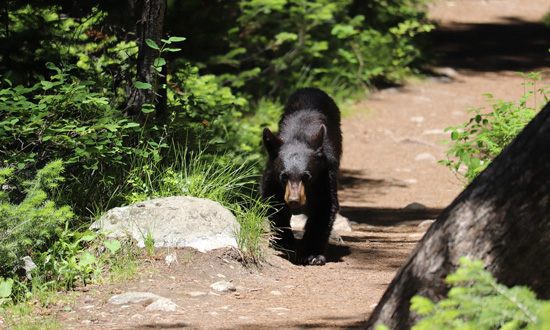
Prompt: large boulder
<box><xmin>90</xmin><ymin>196</ymin><xmax>240</xmax><ymax>252</ymax></box>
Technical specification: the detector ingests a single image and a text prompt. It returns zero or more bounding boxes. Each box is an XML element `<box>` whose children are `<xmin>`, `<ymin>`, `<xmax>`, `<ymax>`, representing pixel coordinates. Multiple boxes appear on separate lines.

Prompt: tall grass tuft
<box><xmin>123</xmin><ymin>144</ymin><xmax>272</xmax><ymax>266</ymax></box>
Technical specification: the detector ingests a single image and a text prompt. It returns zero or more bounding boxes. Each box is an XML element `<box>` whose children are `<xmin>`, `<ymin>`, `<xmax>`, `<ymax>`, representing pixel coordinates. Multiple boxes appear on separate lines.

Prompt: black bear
<box><xmin>260</xmin><ymin>88</ymin><xmax>342</xmax><ymax>266</ymax></box>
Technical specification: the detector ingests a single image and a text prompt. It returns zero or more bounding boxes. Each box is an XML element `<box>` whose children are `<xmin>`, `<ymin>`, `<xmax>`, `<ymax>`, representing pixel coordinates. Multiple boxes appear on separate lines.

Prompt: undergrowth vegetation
<box><xmin>411</xmin><ymin>258</ymin><xmax>550</xmax><ymax>329</ymax></box>
<box><xmin>375</xmin><ymin>258</ymin><xmax>550</xmax><ymax>330</ymax></box>
<box><xmin>440</xmin><ymin>72</ymin><xmax>549</xmax><ymax>183</ymax></box>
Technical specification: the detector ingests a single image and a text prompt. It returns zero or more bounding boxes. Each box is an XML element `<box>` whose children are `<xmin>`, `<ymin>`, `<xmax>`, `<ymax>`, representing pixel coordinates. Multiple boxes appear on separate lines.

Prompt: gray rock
<box><xmin>90</xmin><ymin>196</ymin><xmax>240</xmax><ymax>253</ymax></box>
<box><xmin>404</xmin><ymin>202</ymin><xmax>427</xmax><ymax>210</ymax></box>
<box><xmin>430</xmin><ymin>66</ymin><xmax>459</xmax><ymax>79</ymax></box>
<box><xmin>210</xmin><ymin>280</ymin><xmax>236</xmax><ymax>293</ymax></box>
<box><xmin>291</xmin><ymin>213</ymin><xmax>352</xmax><ymax>233</ymax></box>
<box><xmin>22</xmin><ymin>256</ymin><xmax>37</xmax><ymax>279</ymax></box>
<box><xmin>108</xmin><ymin>292</ymin><xmax>161</xmax><ymax>305</ymax></box>
<box><xmin>333</xmin><ymin>214</ymin><xmax>353</xmax><ymax>233</ymax></box>
<box><xmin>145</xmin><ymin>298</ymin><xmax>178</xmax><ymax>311</ymax></box>
<box><xmin>165</xmin><ymin>253</ymin><xmax>177</xmax><ymax>266</ymax></box>
<box><xmin>414</xmin><ymin>153</ymin><xmax>436</xmax><ymax>162</ymax></box>
<box><xmin>410</xmin><ymin>116</ymin><xmax>425</xmax><ymax>124</ymax></box>
<box><xmin>267</xmin><ymin>307</ymin><xmax>291</xmax><ymax>312</ymax></box>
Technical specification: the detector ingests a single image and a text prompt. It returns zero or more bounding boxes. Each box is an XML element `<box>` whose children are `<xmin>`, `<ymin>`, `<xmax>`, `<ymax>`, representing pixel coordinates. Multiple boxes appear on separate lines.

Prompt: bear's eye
<box><xmin>280</xmin><ymin>172</ymin><xmax>289</xmax><ymax>183</ymax></box>
<box><xmin>302</xmin><ymin>171</ymin><xmax>312</xmax><ymax>182</ymax></box>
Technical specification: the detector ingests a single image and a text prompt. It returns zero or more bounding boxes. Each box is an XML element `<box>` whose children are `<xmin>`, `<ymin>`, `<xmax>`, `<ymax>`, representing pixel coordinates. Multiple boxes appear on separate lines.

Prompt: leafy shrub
<box><xmin>168</xmin><ymin>64</ymin><xmax>249</xmax><ymax>149</ymax></box>
<box><xmin>209</xmin><ymin>0</ymin><xmax>432</xmax><ymax>98</ymax></box>
<box><xmin>36</xmin><ymin>225</ymin><xmax>99</xmax><ymax>290</ymax></box>
<box><xmin>441</xmin><ymin>72</ymin><xmax>549</xmax><ymax>183</ymax></box>
<box><xmin>0</xmin><ymin>53</ymin><xmax>255</xmax><ymax>212</ymax></box>
<box><xmin>410</xmin><ymin>257</ymin><xmax>550</xmax><ymax>329</ymax></box>
<box><xmin>0</xmin><ymin>64</ymin><xmax>140</xmax><ymax>172</ymax></box>
<box><xmin>0</xmin><ymin>160</ymin><xmax>73</xmax><ymax>280</ymax></box>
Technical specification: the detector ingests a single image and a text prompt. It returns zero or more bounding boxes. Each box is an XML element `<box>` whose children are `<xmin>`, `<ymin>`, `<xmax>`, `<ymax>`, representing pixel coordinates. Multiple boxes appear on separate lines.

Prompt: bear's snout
<box><xmin>285</xmin><ymin>181</ymin><xmax>306</xmax><ymax>208</ymax></box>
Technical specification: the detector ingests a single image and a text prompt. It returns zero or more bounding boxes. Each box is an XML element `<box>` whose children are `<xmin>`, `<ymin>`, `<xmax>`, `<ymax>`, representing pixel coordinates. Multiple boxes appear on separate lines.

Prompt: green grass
<box><xmin>1</xmin><ymin>288</ymin><xmax>67</xmax><ymax>330</ymax></box>
<box><xmin>123</xmin><ymin>145</ymin><xmax>273</xmax><ymax>265</ymax></box>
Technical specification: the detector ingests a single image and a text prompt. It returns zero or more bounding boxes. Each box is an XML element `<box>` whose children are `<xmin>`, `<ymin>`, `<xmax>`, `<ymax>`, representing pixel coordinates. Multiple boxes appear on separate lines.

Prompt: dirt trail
<box><xmin>31</xmin><ymin>1</ymin><xmax>550</xmax><ymax>329</ymax></box>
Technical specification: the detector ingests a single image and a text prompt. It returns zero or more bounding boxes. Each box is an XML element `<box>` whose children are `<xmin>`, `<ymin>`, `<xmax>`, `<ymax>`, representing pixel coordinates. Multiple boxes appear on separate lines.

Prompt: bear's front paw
<box><xmin>305</xmin><ymin>254</ymin><xmax>326</xmax><ymax>266</ymax></box>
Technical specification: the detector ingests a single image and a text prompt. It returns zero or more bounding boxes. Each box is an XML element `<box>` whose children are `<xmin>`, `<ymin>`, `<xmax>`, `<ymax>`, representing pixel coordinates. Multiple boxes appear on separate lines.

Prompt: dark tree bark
<box><xmin>124</xmin><ymin>0</ymin><xmax>166</xmax><ymax>124</ymax></box>
<box><xmin>365</xmin><ymin>101</ymin><xmax>550</xmax><ymax>329</ymax></box>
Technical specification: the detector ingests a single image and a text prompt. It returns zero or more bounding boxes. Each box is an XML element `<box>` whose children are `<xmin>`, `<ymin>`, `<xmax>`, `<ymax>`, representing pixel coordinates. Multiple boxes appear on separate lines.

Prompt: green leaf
<box><xmin>410</xmin><ymin>296</ymin><xmax>435</xmax><ymax>315</ymax></box>
<box><xmin>123</xmin><ymin>122</ymin><xmax>140</xmax><ymax>129</ymax></box>
<box><xmin>103</xmin><ymin>124</ymin><xmax>119</xmax><ymax>132</ymax></box>
<box><xmin>145</xmin><ymin>39</ymin><xmax>160</xmax><ymax>50</ymax></box>
<box><xmin>104</xmin><ymin>239</ymin><xmax>122</xmax><ymax>254</ymax></box>
<box><xmin>45</xmin><ymin>62</ymin><xmax>61</xmax><ymax>74</ymax></box>
<box><xmin>168</xmin><ymin>36</ymin><xmax>186</xmax><ymax>42</ymax></box>
<box><xmin>133</xmin><ymin>81</ymin><xmax>152</xmax><ymax>89</ymax></box>
<box><xmin>79</xmin><ymin>234</ymin><xmax>96</xmax><ymax>242</ymax></box>
<box><xmin>40</xmin><ymin>80</ymin><xmax>54</xmax><ymax>90</ymax></box>
<box><xmin>163</xmin><ymin>47</ymin><xmax>182</xmax><ymax>52</ymax></box>
<box><xmin>79</xmin><ymin>250</ymin><xmax>96</xmax><ymax>267</ymax></box>
<box><xmin>141</xmin><ymin>104</ymin><xmax>155</xmax><ymax>113</ymax></box>
<box><xmin>154</xmin><ymin>57</ymin><xmax>166</xmax><ymax>68</ymax></box>
<box><xmin>0</xmin><ymin>278</ymin><xmax>13</xmax><ymax>298</ymax></box>
<box><xmin>375</xmin><ymin>325</ymin><xmax>390</xmax><ymax>330</ymax></box>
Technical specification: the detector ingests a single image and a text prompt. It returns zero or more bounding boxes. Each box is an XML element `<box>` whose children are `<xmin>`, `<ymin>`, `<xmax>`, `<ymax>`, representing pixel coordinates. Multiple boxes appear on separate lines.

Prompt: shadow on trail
<box><xmin>325</xmin><ymin>242</ymin><xmax>352</xmax><ymax>263</ymax></box>
<box><xmin>139</xmin><ymin>322</ymin><xmax>190</xmax><ymax>328</ymax></box>
<box><xmin>431</xmin><ymin>18</ymin><xmax>550</xmax><ymax>72</ymax></box>
<box><xmin>274</xmin><ymin>236</ymin><xmax>353</xmax><ymax>264</ymax></box>
<box><xmin>339</xmin><ymin>169</ymin><xmax>407</xmax><ymax>191</ymax></box>
<box><xmin>236</xmin><ymin>318</ymin><xmax>364</xmax><ymax>330</ymax></box>
<box><xmin>340</xmin><ymin>206</ymin><xmax>443</xmax><ymax>226</ymax></box>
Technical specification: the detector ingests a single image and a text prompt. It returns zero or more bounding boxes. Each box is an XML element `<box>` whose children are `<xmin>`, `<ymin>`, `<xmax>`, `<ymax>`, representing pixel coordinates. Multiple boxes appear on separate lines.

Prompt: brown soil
<box><xmin>12</xmin><ymin>1</ymin><xmax>550</xmax><ymax>329</ymax></box>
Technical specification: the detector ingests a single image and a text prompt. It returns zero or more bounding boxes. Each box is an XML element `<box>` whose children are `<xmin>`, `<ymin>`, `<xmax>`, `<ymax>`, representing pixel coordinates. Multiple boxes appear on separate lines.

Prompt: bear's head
<box><xmin>263</xmin><ymin>125</ymin><xmax>327</xmax><ymax>209</ymax></box>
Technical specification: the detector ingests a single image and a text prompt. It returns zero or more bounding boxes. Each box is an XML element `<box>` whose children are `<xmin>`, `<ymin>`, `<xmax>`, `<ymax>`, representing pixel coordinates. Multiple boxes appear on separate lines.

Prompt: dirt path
<box><xmin>34</xmin><ymin>1</ymin><xmax>550</xmax><ymax>329</ymax></box>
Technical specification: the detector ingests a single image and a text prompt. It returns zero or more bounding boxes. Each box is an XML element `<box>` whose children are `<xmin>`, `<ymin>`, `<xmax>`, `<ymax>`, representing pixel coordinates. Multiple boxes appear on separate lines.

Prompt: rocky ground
<box><xmin>5</xmin><ymin>1</ymin><xmax>550</xmax><ymax>329</ymax></box>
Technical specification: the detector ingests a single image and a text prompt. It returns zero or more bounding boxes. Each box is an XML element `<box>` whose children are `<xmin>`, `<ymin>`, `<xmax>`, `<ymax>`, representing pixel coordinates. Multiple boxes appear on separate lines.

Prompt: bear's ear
<box><xmin>311</xmin><ymin>124</ymin><xmax>326</xmax><ymax>151</ymax></box>
<box><xmin>263</xmin><ymin>128</ymin><xmax>283</xmax><ymax>159</ymax></box>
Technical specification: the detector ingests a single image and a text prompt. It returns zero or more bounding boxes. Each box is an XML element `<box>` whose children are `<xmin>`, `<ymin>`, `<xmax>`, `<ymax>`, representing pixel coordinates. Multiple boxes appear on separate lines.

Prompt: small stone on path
<box><xmin>210</xmin><ymin>280</ymin><xmax>236</xmax><ymax>292</ymax></box>
<box><xmin>403</xmin><ymin>202</ymin><xmax>427</xmax><ymax>210</ymax></box>
<box><xmin>410</xmin><ymin>116</ymin><xmax>425</xmax><ymax>124</ymax></box>
<box><xmin>108</xmin><ymin>292</ymin><xmax>161</xmax><ymax>305</ymax></box>
<box><xmin>145</xmin><ymin>298</ymin><xmax>178</xmax><ymax>312</ymax></box>
<box><xmin>267</xmin><ymin>307</ymin><xmax>291</xmax><ymax>312</ymax></box>
<box><xmin>415</xmin><ymin>152</ymin><xmax>436</xmax><ymax>162</ymax></box>
<box><xmin>165</xmin><ymin>253</ymin><xmax>177</xmax><ymax>266</ymax></box>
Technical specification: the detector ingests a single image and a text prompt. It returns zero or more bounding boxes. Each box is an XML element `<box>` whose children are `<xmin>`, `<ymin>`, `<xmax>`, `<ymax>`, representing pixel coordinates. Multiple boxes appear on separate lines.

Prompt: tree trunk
<box><xmin>365</xmin><ymin>101</ymin><xmax>550</xmax><ymax>330</ymax></box>
<box><xmin>124</xmin><ymin>0</ymin><xmax>166</xmax><ymax>124</ymax></box>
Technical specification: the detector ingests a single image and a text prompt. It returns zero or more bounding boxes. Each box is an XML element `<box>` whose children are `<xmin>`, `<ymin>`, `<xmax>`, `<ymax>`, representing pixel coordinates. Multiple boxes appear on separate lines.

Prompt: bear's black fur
<box><xmin>260</xmin><ymin>88</ymin><xmax>342</xmax><ymax>266</ymax></box>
